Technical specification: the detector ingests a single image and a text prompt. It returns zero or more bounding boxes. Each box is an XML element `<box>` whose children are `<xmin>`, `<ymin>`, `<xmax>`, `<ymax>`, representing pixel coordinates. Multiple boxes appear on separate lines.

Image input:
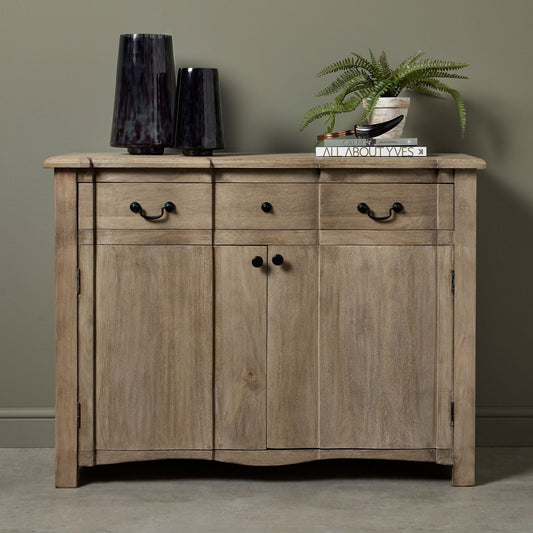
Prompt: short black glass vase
<box><xmin>173</xmin><ymin>67</ymin><xmax>224</xmax><ymax>156</ymax></box>
<box><xmin>110</xmin><ymin>34</ymin><xmax>176</xmax><ymax>155</ymax></box>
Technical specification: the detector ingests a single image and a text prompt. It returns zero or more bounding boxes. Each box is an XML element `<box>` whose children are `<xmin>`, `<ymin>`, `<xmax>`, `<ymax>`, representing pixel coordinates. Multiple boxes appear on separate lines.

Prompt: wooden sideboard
<box><xmin>44</xmin><ymin>153</ymin><xmax>485</xmax><ymax>487</ymax></box>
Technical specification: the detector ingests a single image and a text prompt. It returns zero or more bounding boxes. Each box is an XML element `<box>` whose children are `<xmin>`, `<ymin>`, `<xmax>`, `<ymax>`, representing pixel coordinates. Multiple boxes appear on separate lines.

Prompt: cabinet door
<box><xmin>95</xmin><ymin>245</ymin><xmax>212</xmax><ymax>450</ymax></box>
<box><xmin>320</xmin><ymin>245</ymin><xmax>451</xmax><ymax>449</ymax></box>
<box><xmin>267</xmin><ymin>246</ymin><xmax>318</xmax><ymax>448</ymax></box>
<box><xmin>215</xmin><ymin>246</ymin><xmax>267</xmax><ymax>449</ymax></box>
<box><xmin>214</xmin><ymin>246</ymin><xmax>319</xmax><ymax>450</ymax></box>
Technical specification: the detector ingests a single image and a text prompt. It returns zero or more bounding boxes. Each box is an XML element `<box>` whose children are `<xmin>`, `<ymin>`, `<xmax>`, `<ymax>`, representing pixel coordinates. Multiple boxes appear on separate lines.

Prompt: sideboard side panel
<box><xmin>54</xmin><ymin>169</ymin><xmax>79</xmax><ymax>487</ymax></box>
<box><xmin>452</xmin><ymin>170</ymin><xmax>477</xmax><ymax>486</ymax></box>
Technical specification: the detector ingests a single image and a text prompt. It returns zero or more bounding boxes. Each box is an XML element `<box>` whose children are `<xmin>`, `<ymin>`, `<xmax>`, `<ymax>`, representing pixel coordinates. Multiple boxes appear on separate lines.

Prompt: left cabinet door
<box><xmin>94</xmin><ymin>245</ymin><xmax>213</xmax><ymax>451</ymax></box>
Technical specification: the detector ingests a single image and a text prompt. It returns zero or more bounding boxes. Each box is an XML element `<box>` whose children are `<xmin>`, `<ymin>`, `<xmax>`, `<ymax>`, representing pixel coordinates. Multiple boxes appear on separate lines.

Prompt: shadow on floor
<box><xmin>78</xmin><ymin>448</ymin><xmax>533</xmax><ymax>487</ymax></box>
<box><xmin>79</xmin><ymin>458</ymin><xmax>452</xmax><ymax>486</ymax></box>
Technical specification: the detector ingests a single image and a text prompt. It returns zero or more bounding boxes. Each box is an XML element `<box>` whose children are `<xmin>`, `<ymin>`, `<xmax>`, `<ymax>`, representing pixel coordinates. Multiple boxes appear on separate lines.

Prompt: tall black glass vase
<box><xmin>110</xmin><ymin>34</ymin><xmax>175</xmax><ymax>155</ymax></box>
<box><xmin>173</xmin><ymin>68</ymin><xmax>224</xmax><ymax>156</ymax></box>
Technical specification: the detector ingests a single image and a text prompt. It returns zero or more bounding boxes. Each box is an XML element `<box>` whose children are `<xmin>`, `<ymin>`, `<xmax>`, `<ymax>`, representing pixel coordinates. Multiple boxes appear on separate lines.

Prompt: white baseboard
<box><xmin>1</xmin><ymin>407</ymin><xmax>532</xmax><ymax>447</ymax></box>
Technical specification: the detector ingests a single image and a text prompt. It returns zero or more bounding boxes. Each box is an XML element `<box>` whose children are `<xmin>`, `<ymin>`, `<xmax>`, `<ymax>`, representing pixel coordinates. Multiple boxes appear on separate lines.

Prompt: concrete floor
<box><xmin>1</xmin><ymin>448</ymin><xmax>532</xmax><ymax>532</ymax></box>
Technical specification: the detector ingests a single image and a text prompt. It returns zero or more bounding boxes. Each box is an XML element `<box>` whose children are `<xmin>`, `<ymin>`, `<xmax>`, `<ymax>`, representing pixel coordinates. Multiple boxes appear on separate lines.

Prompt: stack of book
<box><xmin>316</xmin><ymin>137</ymin><xmax>427</xmax><ymax>158</ymax></box>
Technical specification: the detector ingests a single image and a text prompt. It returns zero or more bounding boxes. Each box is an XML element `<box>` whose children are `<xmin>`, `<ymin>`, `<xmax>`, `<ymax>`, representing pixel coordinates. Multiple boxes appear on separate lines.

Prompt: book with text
<box><xmin>316</xmin><ymin>146</ymin><xmax>427</xmax><ymax>157</ymax></box>
<box><xmin>322</xmin><ymin>137</ymin><xmax>418</xmax><ymax>147</ymax></box>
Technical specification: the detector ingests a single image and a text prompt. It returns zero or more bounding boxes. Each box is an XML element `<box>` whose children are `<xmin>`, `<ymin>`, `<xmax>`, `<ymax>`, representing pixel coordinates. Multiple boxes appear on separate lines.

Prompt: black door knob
<box><xmin>261</xmin><ymin>202</ymin><xmax>273</xmax><ymax>213</ymax></box>
<box><xmin>251</xmin><ymin>256</ymin><xmax>264</xmax><ymax>268</ymax></box>
<box><xmin>272</xmin><ymin>254</ymin><xmax>284</xmax><ymax>266</ymax></box>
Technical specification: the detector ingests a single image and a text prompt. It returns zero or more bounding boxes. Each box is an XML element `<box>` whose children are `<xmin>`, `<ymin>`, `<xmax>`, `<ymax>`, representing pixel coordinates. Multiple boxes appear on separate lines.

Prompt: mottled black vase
<box><xmin>110</xmin><ymin>34</ymin><xmax>176</xmax><ymax>155</ymax></box>
<box><xmin>173</xmin><ymin>68</ymin><xmax>224</xmax><ymax>156</ymax></box>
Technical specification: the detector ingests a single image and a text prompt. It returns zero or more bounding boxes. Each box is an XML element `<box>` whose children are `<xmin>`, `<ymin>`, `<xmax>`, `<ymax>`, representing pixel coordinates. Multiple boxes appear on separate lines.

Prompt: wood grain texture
<box><xmin>318</xmin><ymin>448</ymin><xmax>437</xmax><ymax>462</ymax></box>
<box><xmin>267</xmin><ymin>246</ymin><xmax>319</xmax><ymax>448</ymax></box>
<box><xmin>54</xmin><ymin>169</ymin><xmax>79</xmax><ymax>487</ymax></box>
<box><xmin>215</xmin><ymin>170</ymin><xmax>319</xmax><ymax>183</ymax></box>
<box><xmin>452</xmin><ymin>171</ymin><xmax>477</xmax><ymax>486</ymax></box>
<box><xmin>320</xmin><ymin>184</ymin><xmax>450</xmax><ymax>230</ymax></box>
<box><xmin>45</xmin><ymin>152</ymin><xmax>486</xmax><ymax>170</ymax></box>
<box><xmin>215</xmin><ymin>183</ymin><xmax>318</xmax><ymax>229</ymax></box>
<box><xmin>215</xmin><ymin>246</ymin><xmax>267</xmax><ymax>449</ymax></box>
<box><xmin>436</xmin><ymin>246</ymin><xmax>454</xmax><ymax>451</ymax></box>
<box><xmin>437</xmin><ymin>169</ymin><xmax>454</xmax><ymax>183</ymax></box>
<box><xmin>316</xmin><ymin>153</ymin><xmax>486</xmax><ymax>170</ymax></box>
<box><xmin>319</xmin><ymin>169</ymin><xmax>437</xmax><ymax>183</ymax></box>
<box><xmin>319</xmin><ymin>230</ymin><xmax>448</xmax><ymax>246</ymax></box>
<box><xmin>320</xmin><ymin>246</ymin><xmax>437</xmax><ymax>449</ymax></box>
<box><xmin>79</xmin><ymin>183</ymin><xmax>212</xmax><ymax>230</ymax></box>
<box><xmin>437</xmin><ymin>184</ymin><xmax>455</xmax><ymax>229</ymax></box>
<box><xmin>78</xmin><ymin>178</ymin><xmax>96</xmax><ymax>460</ymax></box>
<box><xmin>77</xmin><ymin>169</ymin><xmax>212</xmax><ymax>183</ymax></box>
<box><xmin>78</xmin><ymin>229</ymin><xmax>212</xmax><ymax>245</ymax></box>
<box><xmin>214</xmin><ymin>450</ymin><xmax>318</xmax><ymax>465</ymax></box>
<box><xmin>78</xmin><ymin>245</ymin><xmax>95</xmax><ymax>461</ymax></box>
<box><xmin>95</xmin><ymin>245</ymin><xmax>213</xmax><ymax>450</ymax></box>
<box><xmin>436</xmin><ymin>449</ymin><xmax>454</xmax><ymax>465</ymax></box>
<box><xmin>213</xmin><ymin>448</ymin><xmax>439</xmax><ymax>465</ymax></box>
<box><xmin>80</xmin><ymin>448</ymin><xmax>446</xmax><ymax>466</ymax></box>
<box><xmin>44</xmin><ymin>153</ymin><xmax>212</xmax><ymax>168</ymax></box>
<box><xmin>94</xmin><ymin>450</ymin><xmax>213</xmax><ymax>465</ymax></box>
<box><xmin>214</xmin><ymin>230</ymin><xmax>317</xmax><ymax>245</ymax></box>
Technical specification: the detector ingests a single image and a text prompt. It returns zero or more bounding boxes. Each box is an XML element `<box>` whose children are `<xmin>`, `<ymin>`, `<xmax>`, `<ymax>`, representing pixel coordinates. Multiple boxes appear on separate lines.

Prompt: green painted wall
<box><xmin>1</xmin><ymin>0</ymin><xmax>531</xmax><ymax>445</ymax></box>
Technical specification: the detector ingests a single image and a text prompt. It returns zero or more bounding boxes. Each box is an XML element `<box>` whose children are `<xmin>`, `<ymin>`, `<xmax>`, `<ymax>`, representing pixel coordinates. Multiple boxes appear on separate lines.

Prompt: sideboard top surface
<box><xmin>43</xmin><ymin>152</ymin><xmax>486</xmax><ymax>170</ymax></box>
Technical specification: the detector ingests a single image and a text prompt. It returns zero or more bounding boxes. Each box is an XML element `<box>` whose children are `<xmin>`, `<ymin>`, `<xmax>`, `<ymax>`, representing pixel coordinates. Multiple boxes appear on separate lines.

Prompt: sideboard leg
<box><xmin>452</xmin><ymin>170</ymin><xmax>477</xmax><ymax>487</ymax></box>
<box><xmin>55</xmin><ymin>169</ymin><xmax>79</xmax><ymax>488</ymax></box>
<box><xmin>452</xmin><ymin>446</ymin><xmax>475</xmax><ymax>486</ymax></box>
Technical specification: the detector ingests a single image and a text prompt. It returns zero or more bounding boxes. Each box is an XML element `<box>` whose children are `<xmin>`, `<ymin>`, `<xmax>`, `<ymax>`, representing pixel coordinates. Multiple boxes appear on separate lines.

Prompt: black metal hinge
<box><xmin>77</xmin><ymin>402</ymin><xmax>81</xmax><ymax>429</ymax></box>
<box><xmin>451</xmin><ymin>401</ymin><xmax>455</xmax><ymax>427</ymax></box>
<box><xmin>451</xmin><ymin>269</ymin><xmax>455</xmax><ymax>295</ymax></box>
<box><xmin>76</xmin><ymin>268</ymin><xmax>81</xmax><ymax>295</ymax></box>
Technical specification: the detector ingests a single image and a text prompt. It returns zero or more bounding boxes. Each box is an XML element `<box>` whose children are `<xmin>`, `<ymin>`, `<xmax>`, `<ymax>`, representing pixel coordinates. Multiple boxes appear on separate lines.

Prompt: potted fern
<box><xmin>300</xmin><ymin>50</ymin><xmax>468</xmax><ymax>138</ymax></box>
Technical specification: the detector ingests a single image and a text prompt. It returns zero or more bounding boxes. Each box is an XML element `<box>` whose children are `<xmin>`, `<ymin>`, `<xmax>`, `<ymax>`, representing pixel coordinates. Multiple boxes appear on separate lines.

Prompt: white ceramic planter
<box><xmin>363</xmin><ymin>97</ymin><xmax>410</xmax><ymax>138</ymax></box>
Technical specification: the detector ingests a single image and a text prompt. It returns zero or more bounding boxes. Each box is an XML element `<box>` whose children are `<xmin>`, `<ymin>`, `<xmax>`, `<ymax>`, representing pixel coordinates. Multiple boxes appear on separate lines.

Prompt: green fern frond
<box><xmin>378</xmin><ymin>51</ymin><xmax>393</xmax><ymax>80</ymax></box>
<box><xmin>350</xmin><ymin>53</ymin><xmax>376</xmax><ymax>75</ymax></box>
<box><xmin>299</xmin><ymin>97</ymin><xmax>361</xmax><ymax>131</ymax></box>
<box><xmin>408</xmin><ymin>83</ymin><xmax>443</xmax><ymax>97</ymax></box>
<box><xmin>359</xmin><ymin>79</ymin><xmax>394</xmax><ymax>122</ymax></box>
<box><xmin>395</xmin><ymin>59</ymin><xmax>468</xmax><ymax>81</ymax></box>
<box><xmin>420</xmin><ymin>71</ymin><xmax>469</xmax><ymax>80</ymax></box>
<box><xmin>396</xmin><ymin>50</ymin><xmax>425</xmax><ymax>71</ymax></box>
<box><xmin>335</xmin><ymin>84</ymin><xmax>373</xmax><ymax>105</ymax></box>
<box><xmin>368</xmin><ymin>49</ymin><xmax>379</xmax><ymax>71</ymax></box>
<box><xmin>369</xmin><ymin>49</ymin><xmax>393</xmax><ymax>82</ymax></box>
<box><xmin>314</xmin><ymin>72</ymin><xmax>368</xmax><ymax>97</ymax></box>
<box><xmin>414</xmin><ymin>78</ymin><xmax>467</xmax><ymax>135</ymax></box>
<box><xmin>317</xmin><ymin>57</ymin><xmax>360</xmax><ymax>77</ymax></box>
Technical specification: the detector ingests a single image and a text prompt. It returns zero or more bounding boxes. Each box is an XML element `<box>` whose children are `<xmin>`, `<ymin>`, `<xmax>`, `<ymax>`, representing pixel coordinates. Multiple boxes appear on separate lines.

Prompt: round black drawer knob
<box><xmin>251</xmin><ymin>256</ymin><xmax>264</xmax><ymax>268</ymax></box>
<box><xmin>272</xmin><ymin>254</ymin><xmax>284</xmax><ymax>266</ymax></box>
<box><xmin>261</xmin><ymin>202</ymin><xmax>273</xmax><ymax>213</ymax></box>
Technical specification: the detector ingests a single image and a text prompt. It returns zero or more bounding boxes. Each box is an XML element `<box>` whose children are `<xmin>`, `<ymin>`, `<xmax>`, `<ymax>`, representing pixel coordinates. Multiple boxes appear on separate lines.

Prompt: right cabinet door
<box><xmin>320</xmin><ymin>245</ymin><xmax>453</xmax><ymax>449</ymax></box>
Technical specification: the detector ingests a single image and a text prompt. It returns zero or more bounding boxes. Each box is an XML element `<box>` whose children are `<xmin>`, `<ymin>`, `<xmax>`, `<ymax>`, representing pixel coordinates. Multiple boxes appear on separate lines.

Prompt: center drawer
<box><xmin>79</xmin><ymin>183</ymin><xmax>212</xmax><ymax>230</ymax></box>
<box><xmin>215</xmin><ymin>183</ymin><xmax>318</xmax><ymax>229</ymax></box>
<box><xmin>320</xmin><ymin>183</ymin><xmax>453</xmax><ymax>230</ymax></box>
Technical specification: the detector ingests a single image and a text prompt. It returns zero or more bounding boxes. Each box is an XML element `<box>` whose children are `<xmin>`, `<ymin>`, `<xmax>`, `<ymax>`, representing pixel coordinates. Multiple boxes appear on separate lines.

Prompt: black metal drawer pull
<box><xmin>357</xmin><ymin>202</ymin><xmax>403</xmax><ymax>221</ymax></box>
<box><xmin>130</xmin><ymin>201</ymin><xmax>176</xmax><ymax>220</ymax></box>
<box><xmin>261</xmin><ymin>202</ymin><xmax>273</xmax><ymax>213</ymax></box>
